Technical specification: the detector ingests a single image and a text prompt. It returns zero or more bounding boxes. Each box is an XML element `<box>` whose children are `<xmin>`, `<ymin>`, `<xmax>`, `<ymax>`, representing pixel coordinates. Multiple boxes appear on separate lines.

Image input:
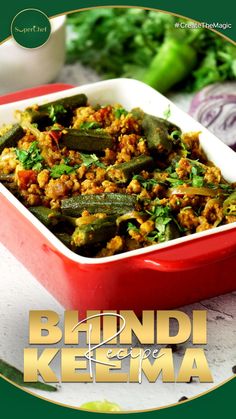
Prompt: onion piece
<box><xmin>116</xmin><ymin>211</ymin><xmax>145</xmax><ymax>226</ymax></box>
<box><xmin>189</xmin><ymin>94</ymin><xmax>236</xmax><ymax>150</ymax></box>
<box><xmin>169</xmin><ymin>186</ymin><xmax>219</xmax><ymax>197</ymax></box>
<box><xmin>190</xmin><ymin>82</ymin><xmax>236</xmax><ymax>105</ymax></box>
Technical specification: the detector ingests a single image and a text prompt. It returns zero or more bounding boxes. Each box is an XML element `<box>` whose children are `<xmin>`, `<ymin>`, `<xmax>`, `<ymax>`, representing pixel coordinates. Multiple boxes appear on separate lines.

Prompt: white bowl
<box><xmin>0</xmin><ymin>15</ymin><xmax>66</xmax><ymax>94</ymax></box>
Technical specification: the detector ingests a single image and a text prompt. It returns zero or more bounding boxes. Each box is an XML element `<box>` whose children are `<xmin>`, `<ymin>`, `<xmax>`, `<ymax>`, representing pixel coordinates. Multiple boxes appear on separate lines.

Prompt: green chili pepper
<box><xmin>142</xmin><ymin>38</ymin><xmax>198</xmax><ymax>93</ymax></box>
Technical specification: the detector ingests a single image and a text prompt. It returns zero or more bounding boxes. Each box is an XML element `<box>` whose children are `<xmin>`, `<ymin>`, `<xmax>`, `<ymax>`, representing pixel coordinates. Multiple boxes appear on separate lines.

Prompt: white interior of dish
<box><xmin>1</xmin><ymin>78</ymin><xmax>236</xmax><ymax>264</ymax></box>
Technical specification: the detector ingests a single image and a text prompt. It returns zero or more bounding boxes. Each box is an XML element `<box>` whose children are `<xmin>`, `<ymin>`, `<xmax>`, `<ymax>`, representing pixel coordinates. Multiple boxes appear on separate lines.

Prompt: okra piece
<box><xmin>0</xmin><ymin>124</ymin><xmax>24</xmax><ymax>153</ymax></box>
<box><xmin>223</xmin><ymin>191</ymin><xmax>236</xmax><ymax>216</ymax></box>
<box><xmin>132</xmin><ymin>108</ymin><xmax>180</xmax><ymax>134</ymax></box>
<box><xmin>72</xmin><ymin>216</ymin><xmax>117</xmax><ymax>247</ymax></box>
<box><xmin>55</xmin><ymin>232</ymin><xmax>74</xmax><ymax>248</ymax></box>
<box><xmin>39</xmin><ymin>93</ymin><xmax>87</xmax><ymax>113</ymax></box>
<box><xmin>163</xmin><ymin>222</ymin><xmax>181</xmax><ymax>242</ymax></box>
<box><xmin>19</xmin><ymin>108</ymin><xmax>50</xmax><ymax>125</ymax></box>
<box><xmin>61</xmin><ymin>193</ymin><xmax>137</xmax><ymax>217</ymax></box>
<box><xmin>29</xmin><ymin>206</ymin><xmax>61</xmax><ymax>228</ymax></box>
<box><xmin>132</xmin><ymin>108</ymin><xmax>180</xmax><ymax>153</ymax></box>
<box><xmin>60</xmin><ymin>129</ymin><xmax>113</xmax><ymax>152</ymax></box>
<box><xmin>142</xmin><ymin>114</ymin><xmax>173</xmax><ymax>153</ymax></box>
<box><xmin>0</xmin><ymin>359</ymin><xmax>57</xmax><ymax>392</ymax></box>
<box><xmin>107</xmin><ymin>155</ymin><xmax>154</xmax><ymax>183</ymax></box>
<box><xmin>0</xmin><ymin>173</ymin><xmax>15</xmax><ymax>182</ymax></box>
<box><xmin>19</xmin><ymin>93</ymin><xmax>88</xmax><ymax>124</ymax></box>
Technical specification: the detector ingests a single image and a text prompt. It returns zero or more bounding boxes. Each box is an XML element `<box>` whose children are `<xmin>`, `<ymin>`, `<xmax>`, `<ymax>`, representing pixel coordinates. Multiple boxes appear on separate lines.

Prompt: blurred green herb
<box><xmin>146</xmin><ymin>204</ymin><xmax>172</xmax><ymax>242</ymax></box>
<box><xmin>66</xmin><ymin>8</ymin><xmax>236</xmax><ymax>93</ymax></box>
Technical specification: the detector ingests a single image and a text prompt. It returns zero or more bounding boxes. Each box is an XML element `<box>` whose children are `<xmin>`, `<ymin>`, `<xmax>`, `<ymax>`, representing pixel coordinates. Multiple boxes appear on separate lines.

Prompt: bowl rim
<box><xmin>1</xmin><ymin>78</ymin><xmax>236</xmax><ymax>265</ymax></box>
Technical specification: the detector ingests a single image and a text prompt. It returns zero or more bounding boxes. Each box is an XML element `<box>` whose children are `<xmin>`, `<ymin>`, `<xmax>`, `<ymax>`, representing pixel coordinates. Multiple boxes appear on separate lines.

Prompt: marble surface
<box><xmin>0</xmin><ymin>65</ymin><xmax>235</xmax><ymax>412</ymax></box>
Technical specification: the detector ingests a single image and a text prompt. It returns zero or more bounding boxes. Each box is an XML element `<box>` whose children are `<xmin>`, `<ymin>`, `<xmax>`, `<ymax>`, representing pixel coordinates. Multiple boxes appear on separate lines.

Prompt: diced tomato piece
<box><xmin>18</xmin><ymin>170</ymin><xmax>37</xmax><ymax>189</ymax></box>
<box><xmin>94</xmin><ymin>106</ymin><xmax>111</xmax><ymax>122</ymax></box>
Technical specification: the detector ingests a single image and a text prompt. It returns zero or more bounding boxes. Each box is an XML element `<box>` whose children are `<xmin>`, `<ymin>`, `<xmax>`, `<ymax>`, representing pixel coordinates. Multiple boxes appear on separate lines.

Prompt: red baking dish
<box><xmin>0</xmin><ymin>79</ymin><xmax>236</xmax><ymax>315</ymax></box>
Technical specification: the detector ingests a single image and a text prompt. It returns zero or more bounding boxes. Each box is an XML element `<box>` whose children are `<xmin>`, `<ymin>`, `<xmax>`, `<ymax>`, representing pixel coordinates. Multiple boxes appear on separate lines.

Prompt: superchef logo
<box><xmin>24</xmin><ymin>310</ymin><xmax>213</xmax><ymax>384</ymax></box>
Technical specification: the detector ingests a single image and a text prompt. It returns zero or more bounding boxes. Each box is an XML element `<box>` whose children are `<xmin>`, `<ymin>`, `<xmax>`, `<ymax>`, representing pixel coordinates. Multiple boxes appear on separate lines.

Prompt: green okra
<box><xmin>61</xmin><ymin>193</ymin><xmax>137</xmax><ymax>217</ymax></box>
<box><xmin>0</xmin><ymin>359</ymin><xmax>57</xmax><ymax>392</ymax></box>
<box><xmin>223</xmin><ymin>191</ymin><xmax>236</xmax><ymax>216</ymax></box>
<box><xmin>60</xmin><ymin>129</ymin><xmax>113</xmax><ymax>152</ymax></box>
<box><xmin>107</xmin><ymin>155</ymin><xmax>154</xmax><ymax>184</ymax></box>
<box><xmin>19</xmin><ymin>93</ymin><xmax>88</xmax><ymax>124</ymax></box>
<box><xmin>163</xmin><ymin>221</ymin><xmax>181</xmax><ymax>241</ymax></box>
<box><xmin>0</xmin><ymin>173</ymin><xmax>15</xmax><ymax>182</ymax></box>
<box><xmin>0</xmin><ymin>124</ymin><xmax>24</xmax><ymax>153</ymax></box>
<box><xmin>29</xmin><ymin>206</ymin><xmax>61</xmax><ymax>228</ymax></box>
<box><xmin>55</xmin><ymin>232</ymin><xmax>76</xmax><ymax>250</ymax></box>
<box><xmin>132</xmin><ymin>108</ymin><xmax>181</xmax><ymax>153</ymax></box>
<box><xmin>142</xmin><ymin>114</ymin><xmax>173</xmax><ymax>153</ymax></box>
<box><xmin>72</xmin><ymin>216</ymin><xmax>117</xmax><ymax>247</ymax></box>
<box><xmin>39</xmin><ymin>93</ymin><xmax>87</xmax><ymax>113</ymax></box>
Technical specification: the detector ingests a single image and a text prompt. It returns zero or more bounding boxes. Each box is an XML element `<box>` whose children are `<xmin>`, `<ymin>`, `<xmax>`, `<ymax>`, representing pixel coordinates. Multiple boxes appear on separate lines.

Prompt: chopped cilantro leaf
<box><xmin>127</xmin><ymin>222</ymin><xmax>139</xmax><ymax>232</ymax></box>
<box><xmin>48</xmin><ymin>104</ymin><xmax>67</xmax><ymax>122</ymax></box>
<box><xmin>80</xmin><ymin>121</ymin><xmax>101</xmax><ymax>129</ymax></box>
<box><xmin>189</xmin><ymin>163</ymin><xmax>205</xmax><ymax>187</ymax></box>
<box><xmin>146</xmin><ymin>204</ymin><xmax>172</xmax><ymax>242</ymax></box>
<box><xmin>50</xmin><ymin>164</ymin><xmax>78</xmax><ymax>179</ymax></box>
<box><xmin>114</xmin><ymin>108</ymin><xmax>128</xmax><ymax>119</ymax></box>
<box><xmin>133</xmin><ymin>175</ymin><xmax>159</xmax><ymax>191</ymax></box>
<box><xmin>167</xmin><ymin>177</ymin><xmax>185</xmax><ymax>186</ymax></box>
<box><xmin>15</xmin><ymin>141</ymin><xmax>43</xmax><ymax>171</ymax></box>
<box><xmin>192</xmin><ymin>176</ymin><xmax>204</xmax><ymax>187</ymax></box>
<box><xmin>80</xmin><ymin>153</ymin><xmax>106</xmax><ymax>168</ymax></box>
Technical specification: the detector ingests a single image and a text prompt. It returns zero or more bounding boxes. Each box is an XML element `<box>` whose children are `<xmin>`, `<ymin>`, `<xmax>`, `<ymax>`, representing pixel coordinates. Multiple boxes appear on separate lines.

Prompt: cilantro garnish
<box><xmin>163</xmin><ymin>104</ymin><xmax>171</xmax><ymax>120</ymax></box>
<box><xmin>133</xmin><ymin>175</ymin><xmax>159</xmax><ymax>191</ymax></box>
<box><xmin>50</xmin><ymin>153</ymin><xmax>106</xmax><ymax>178</ymax></box>
<box><xmin>15</xmin><ymin>141</ymin><xmax>43</xmax><ymax>171</ymax></box>
<box><xmin>189</xmin><ymin>163</ymin><xmax>205</xmax><ymax>187</ymax></box>
<box><xmin>166</xmin><ymin>177</ymin><xmax>185</xmax><ymax>186</ymax></box>
<box><xmin>48</xmin><ymin>104</ymin><xmax>67</xmax><ymax>122</ymax></box>
<box><xmin>80</xmin><ymin>153</ymin><xmax>106</xmax><ymax>168</ymax></box>
<box><xmin>207</xmin><ymin>183</ymin><xmax>234</xmax><ymax>193</ymax></box>
<box><xmin>127</xmin><ymin>222</ymin><xmax>139</xmax><ymax>233</ymax></box>
<box><xmin>80</xmin><ymin>121</ymin><xmax>101</xmax><ymax>129</ymax></box>
<box><xmin>146</xmin><ymin>205</ymin><xmax>172</xmax><ymax>242</ymax></box>
<box><xmin>50</xmin><ymin>164</ymin><xmax>79</xmax><ymax>179</ymax></box>
<box><xmin>114</xmin><ymin>108</ymin><xmax>128</xmax><ymax>119</ymax></box>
